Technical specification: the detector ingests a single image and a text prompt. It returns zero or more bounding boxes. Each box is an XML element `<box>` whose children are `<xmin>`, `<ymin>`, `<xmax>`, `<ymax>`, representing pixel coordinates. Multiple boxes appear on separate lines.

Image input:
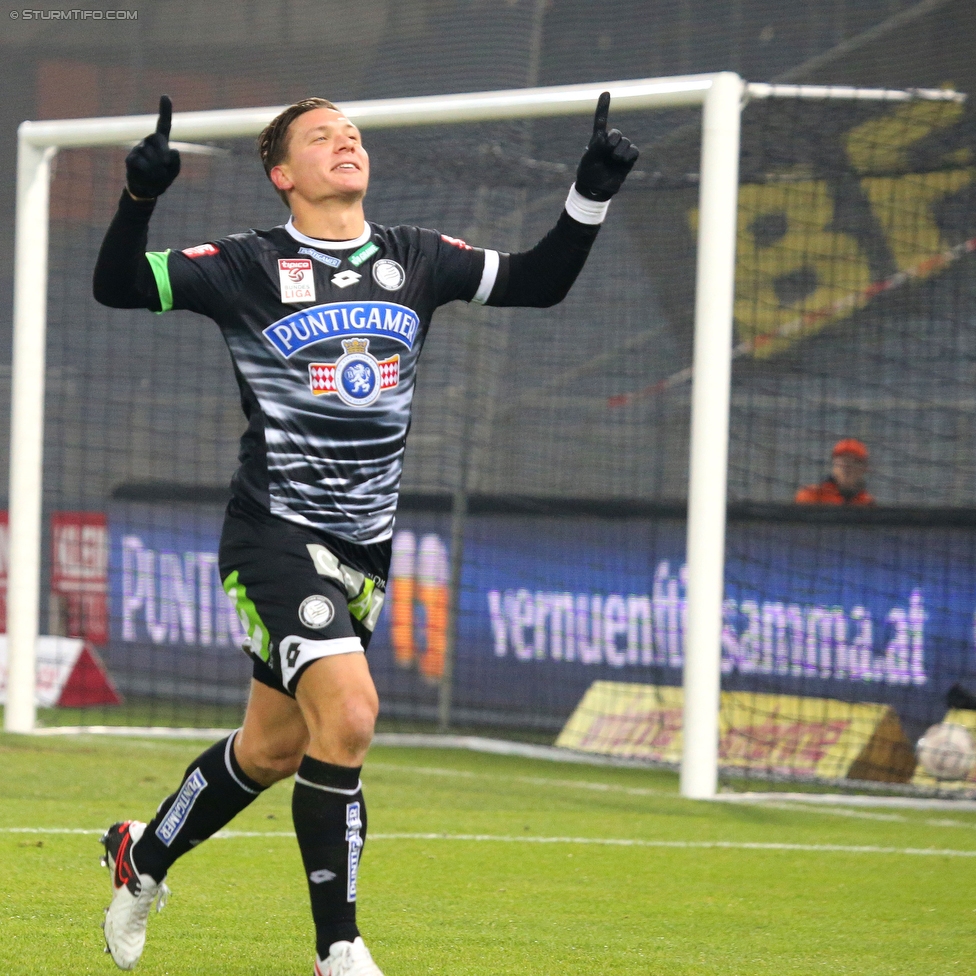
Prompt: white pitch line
<box><xmin>1</xmin><ymin>827</ymin><xmax>105</xmax><ymax>835</ymax></box>
<box><xmin>361</xmin><ymin>834</ymin><xmax>976</xmax><ymax>857</ymax></box>
<box><xmin>716</xmin><ymin>791</ymin><xmax>976</xmax><ymax>813</ymax></box>
<box><xmin>756</xmin><ymin>802</ymin><xmax>907</xmax><ymax>823</ymax></box>
<box><xmin>3</xmin><ymin>827</ymin><xmax>975</xmax><ymax>857</ymax></box>
<box><xmin>369</xmin><ymin>763</ymin><xmax>976</xmax><ymax>821</ymax></box>
<box><xmin>367</xmin><ymin>762</ymin><xmax>668</xmax><ymax>798</ymax></box>
<box><xmin>745</xmin><ymin>800</ymin><xmax>976</xmax><ymax>831</ymax></box>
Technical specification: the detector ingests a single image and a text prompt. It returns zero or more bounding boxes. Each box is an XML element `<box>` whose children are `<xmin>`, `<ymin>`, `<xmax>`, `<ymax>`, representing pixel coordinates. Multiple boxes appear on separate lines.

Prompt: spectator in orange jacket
<box><xmin>795</xmin><ymin>439</ymin><xmax>875</xmax><ymax>505</ymax></box>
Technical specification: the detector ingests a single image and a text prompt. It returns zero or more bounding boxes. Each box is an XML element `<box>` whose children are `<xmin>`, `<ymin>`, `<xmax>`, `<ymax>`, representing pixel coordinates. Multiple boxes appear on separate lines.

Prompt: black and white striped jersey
<box><xmin>151</xmin><ymin>218</ymin><xmax>498</xmax><ymax>543</ymax></box>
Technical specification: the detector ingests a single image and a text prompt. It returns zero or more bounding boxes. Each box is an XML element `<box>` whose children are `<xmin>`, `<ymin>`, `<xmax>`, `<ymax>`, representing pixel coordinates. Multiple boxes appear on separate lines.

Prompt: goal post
<box><xmin>6</xmin><ymin>140</ymin><xmax>55</xmax><ymax>736</ymax></box>
<box><xmin>681</xmin><ymin>71</ymin><xmax>742</xmax><ymax>799</ymax></box>
<box><xmin>6</xmin><ymin>74</ymin><xmax>965</xmax><ymax>799</ymax></box>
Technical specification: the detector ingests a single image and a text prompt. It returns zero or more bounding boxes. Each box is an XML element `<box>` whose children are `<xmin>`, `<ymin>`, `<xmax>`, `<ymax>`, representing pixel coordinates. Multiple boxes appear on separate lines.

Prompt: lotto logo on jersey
<box><xmin>441</xmin><ymin>234</ymin><xmax>472</xmax><ymax>250</ymax></box>
<box><xmin>182</xmin><ymin>243</ymin><xmax>219</xmax><ymax>259</ymax></box>
<box><xmin>309</xmin><ymin>338</ymin><xmax>400</xmax><ymax>406</ymax></box>
<box><xmin>278</xmin><ymin>258</ymin><xmax>316</xmax><ymax>304</ymax></box>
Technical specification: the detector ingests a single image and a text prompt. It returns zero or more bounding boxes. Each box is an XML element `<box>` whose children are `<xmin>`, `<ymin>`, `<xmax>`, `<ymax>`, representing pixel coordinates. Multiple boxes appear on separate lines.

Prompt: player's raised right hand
<box><xmin>126</xmin><ymin>95</ymin><xmax>181</xmax><ymax>199</ymax></box>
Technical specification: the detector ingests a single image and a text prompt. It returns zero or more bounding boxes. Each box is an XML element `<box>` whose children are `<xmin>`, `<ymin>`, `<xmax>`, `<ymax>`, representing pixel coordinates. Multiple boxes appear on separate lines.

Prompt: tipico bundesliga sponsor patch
<box><xmin>278</xmin><ymin>258</ymin><xmax>316</xmax><ymax>304</ymax></box>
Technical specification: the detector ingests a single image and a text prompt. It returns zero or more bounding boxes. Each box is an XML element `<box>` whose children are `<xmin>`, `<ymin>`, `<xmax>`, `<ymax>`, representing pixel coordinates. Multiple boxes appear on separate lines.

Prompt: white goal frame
<box><xmin>6</xmin><ymin>73</ymin><xmax>963</xmax><ymax>799</ymax></box>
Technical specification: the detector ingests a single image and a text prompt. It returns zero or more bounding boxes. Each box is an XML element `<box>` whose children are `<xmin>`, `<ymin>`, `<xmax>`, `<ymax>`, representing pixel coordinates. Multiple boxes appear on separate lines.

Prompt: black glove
<box><xmin>574</xmin><ymin>92</ymin><xmax>639</xmax><ymax>202</ymax></box>
<box><xmin>125</xmin><ymin>95</ymin><xmax>181</xmax><ymax>199</ymax></box>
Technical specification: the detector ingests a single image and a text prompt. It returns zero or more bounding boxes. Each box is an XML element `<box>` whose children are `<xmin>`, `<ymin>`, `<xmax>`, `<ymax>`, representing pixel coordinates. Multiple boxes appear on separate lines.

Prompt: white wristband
<box><xmin>564</xmin><ymin>184</ymin><xmax>611</xmax><ymax>225</ymax></box>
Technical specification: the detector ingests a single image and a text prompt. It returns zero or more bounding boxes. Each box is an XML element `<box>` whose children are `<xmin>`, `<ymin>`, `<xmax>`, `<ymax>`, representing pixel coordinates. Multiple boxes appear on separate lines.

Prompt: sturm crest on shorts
<box><xmin>298</xmin><ymin>594</ymin><xmax>336</xmax><ymax>630</ymax></box>
<box><xmin>309</xmin><ymin>338</ymin><xmax>400</xmax><ymax>406</ymax></box>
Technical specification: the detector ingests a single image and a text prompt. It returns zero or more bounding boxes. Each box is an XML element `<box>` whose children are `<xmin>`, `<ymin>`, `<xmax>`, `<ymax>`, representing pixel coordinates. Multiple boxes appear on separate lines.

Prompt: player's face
<box><xmin>273</xmin><ymin>108</ymin><xmax>370</xmax><ymax>203</ymax></box>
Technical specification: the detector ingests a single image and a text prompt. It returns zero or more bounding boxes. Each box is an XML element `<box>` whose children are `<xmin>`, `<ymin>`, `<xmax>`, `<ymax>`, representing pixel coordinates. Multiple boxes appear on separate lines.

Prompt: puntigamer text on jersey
<box><xmin>263</xmin><ymin>301</ymin><xmax>420</xmax><ymax>358</ymax></box>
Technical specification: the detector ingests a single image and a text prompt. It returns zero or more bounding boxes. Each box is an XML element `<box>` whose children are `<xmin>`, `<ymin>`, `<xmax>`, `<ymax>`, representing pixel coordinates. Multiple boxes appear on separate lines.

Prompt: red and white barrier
<box><xmin>0</xmin><ymin>635</ymin><xmax>120</xmax><ymax>708</ymax></box>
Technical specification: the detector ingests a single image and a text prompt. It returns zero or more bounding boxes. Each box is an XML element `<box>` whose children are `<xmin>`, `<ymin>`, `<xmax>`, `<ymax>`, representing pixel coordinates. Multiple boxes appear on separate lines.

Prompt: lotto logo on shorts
<box><xmin>155</xmin><ymin>769</ymin><xmax>208</xmax><ymax>847</ymax></box>
<box><xmin>308</xmin><ymin>338</ymin><xmax>400</xmax><ymax>406</ymax></box>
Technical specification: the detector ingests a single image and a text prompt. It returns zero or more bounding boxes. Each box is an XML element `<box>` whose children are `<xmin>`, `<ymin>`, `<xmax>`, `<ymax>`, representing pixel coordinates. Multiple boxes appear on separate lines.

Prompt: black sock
<box><xmin>292</xmin><ymin>756</ymin><xmax>365</xmax><ymax>958</ymax></box>
<box><xmin>132</xmin><ymin>731</ymin><xmax>264</xmax><ymax>882</ymax></box>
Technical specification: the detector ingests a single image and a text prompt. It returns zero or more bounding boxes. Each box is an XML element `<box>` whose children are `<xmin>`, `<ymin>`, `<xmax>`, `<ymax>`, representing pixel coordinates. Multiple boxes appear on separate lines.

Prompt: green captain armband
<box><xmin>145</xmin><ymin>250</ymin><xmax>174</xmax><ymax>313</ymax></box>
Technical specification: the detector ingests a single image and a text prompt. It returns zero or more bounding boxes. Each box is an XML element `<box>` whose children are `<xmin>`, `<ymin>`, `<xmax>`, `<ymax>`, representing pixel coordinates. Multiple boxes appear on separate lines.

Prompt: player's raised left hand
<box><xmin>574</xmin><ymin>92</ymin><xmax>639</xmax><ymax>202</ymax></box>
<box><xmin>126</xmin><ymin>95</ymin><xmax>181</xmax><ymax>199</ymax></box>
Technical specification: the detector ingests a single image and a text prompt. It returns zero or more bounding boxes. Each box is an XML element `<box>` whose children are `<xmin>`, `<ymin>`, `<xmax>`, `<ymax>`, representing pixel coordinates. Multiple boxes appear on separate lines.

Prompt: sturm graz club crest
<box><xmin>372</xmin><ymin>258</ymin><xmax>405</xmax><ymax>291</ymax></box>
<box><xmin>308</xmin><ymin>337</ymin><xmax>400</xmax><ymax>406</ymax></box>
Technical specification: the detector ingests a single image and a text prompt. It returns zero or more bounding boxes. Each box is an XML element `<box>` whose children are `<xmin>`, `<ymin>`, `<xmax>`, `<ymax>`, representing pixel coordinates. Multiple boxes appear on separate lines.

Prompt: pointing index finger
<box><xmin>592</xmin><ymin>91</ymin><xmax>610</xmax><ymax>137</ymax></box>
<box><xmin>156</xmin><ymin>95</ymin><xmax>172</xmax><ymax>138</ymax></box>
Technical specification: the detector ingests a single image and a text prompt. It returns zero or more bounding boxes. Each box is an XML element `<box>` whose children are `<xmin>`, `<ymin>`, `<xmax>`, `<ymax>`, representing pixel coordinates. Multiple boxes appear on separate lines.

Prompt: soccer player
<box><xmin>92</xmin><ymin>93</ymin><xmax>638</xmax><ymax>974</ymax></box>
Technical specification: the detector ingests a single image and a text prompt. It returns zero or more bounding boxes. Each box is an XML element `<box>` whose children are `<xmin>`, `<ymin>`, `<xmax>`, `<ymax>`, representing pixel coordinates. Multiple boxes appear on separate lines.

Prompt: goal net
<box><xmin>5</xmin><ymin>76</ymin><xmax>974</xmax><ymax>797</ymax></box>
<box><xmin>556</xmin><ymin>86</ymin><xmax>976</xmax><ymax>795</ymax></box>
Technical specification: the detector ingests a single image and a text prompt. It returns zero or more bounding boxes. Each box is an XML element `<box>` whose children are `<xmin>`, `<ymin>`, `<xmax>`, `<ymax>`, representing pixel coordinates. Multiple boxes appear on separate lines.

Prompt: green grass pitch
<box><xmin>1</xmin><ymin>733</ymin><xmax>974</xmax><ymax>975</ymax></box>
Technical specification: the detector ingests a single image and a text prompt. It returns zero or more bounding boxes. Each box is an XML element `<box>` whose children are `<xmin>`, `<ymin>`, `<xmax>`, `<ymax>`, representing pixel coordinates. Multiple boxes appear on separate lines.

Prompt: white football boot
<box><xmin>314</xmin><ymin>937</ymin><xmax>385</xmax><ymax>976</ymax></box>
<box><xmin>100</xmin><ymin>820</ymin><xmax>170</xmax><ymax>970</ymax></box>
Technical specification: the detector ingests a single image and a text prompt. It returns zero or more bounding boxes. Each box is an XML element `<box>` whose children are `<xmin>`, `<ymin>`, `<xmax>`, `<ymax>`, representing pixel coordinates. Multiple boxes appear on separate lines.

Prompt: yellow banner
<box><xmin>685</xmin><ymin>100</ymin><xmax>975</xmax><ymax>360</ymax></box>
<box><xmin>556</xmin><ymin>681</ymin><xmax>915</xmax><ymax>783</ymax></box>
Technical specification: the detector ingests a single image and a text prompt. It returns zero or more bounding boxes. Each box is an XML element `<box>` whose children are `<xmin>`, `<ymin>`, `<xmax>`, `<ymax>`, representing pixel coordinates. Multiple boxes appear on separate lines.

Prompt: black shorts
<box><xmin>219</xmin><ymin>498</ymin><xmax>391</xmax><ymax>696</ymax></box>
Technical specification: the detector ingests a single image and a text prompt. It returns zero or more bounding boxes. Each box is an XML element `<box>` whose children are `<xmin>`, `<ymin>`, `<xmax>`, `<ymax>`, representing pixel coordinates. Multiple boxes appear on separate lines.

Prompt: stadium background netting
<box><xmin>3</xmin><ymin>0</ymin><xmax>976</xmax><ymax>791</ymax></box>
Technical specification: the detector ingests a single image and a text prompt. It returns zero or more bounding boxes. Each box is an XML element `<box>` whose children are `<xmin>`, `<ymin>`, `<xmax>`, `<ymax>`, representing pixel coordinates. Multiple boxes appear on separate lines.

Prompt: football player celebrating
<box><xmin>93</xmin><ymin>92</ymin><xmax>637</xmax><ymax>975</ymax></box>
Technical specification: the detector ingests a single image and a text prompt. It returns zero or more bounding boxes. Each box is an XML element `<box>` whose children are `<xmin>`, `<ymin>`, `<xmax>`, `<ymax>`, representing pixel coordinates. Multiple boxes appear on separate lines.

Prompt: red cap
<box><xmin>832</xmin><ymin>438</ymin><xmax>868</xmax><ymax>461</ymax></box>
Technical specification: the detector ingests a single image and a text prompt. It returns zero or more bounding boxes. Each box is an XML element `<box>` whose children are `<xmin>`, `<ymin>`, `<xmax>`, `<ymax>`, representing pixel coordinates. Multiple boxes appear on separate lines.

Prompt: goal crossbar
<box><xmin>20</xmin><ymin>75</ymin><xmax>720</xmax><ymax>148</ymax></box>
<box><xmin>18</xmin><ymin>78</ymin><xmax>961</xmax><ymax>150</ymax></box>
<box><xmin>6</xmin><ymin>73</ymin><xmax>962</xmax><ymax>799</ymax></box>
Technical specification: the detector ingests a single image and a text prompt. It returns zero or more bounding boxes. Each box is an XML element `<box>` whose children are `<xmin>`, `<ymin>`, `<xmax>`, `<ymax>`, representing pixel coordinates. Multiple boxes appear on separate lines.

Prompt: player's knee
<box><xmin>255</xmin><ymin>744</ymin><xmax>306</xmax><ymax>782</ymax></box>
<box><xmin>236</xmin><ymin>734</ymin><xmax>307</xmax><ymax>786</ymax></box>
<box><xmin>297</xmin><ymin>653</ymin><xmax>378</xmax><ymax>764</ymax></box>
<box><xmin>315</xmin><ymin>688</ymin><xmax>377</xmax><ymax>763</ymax></box>
<box><xmin>339</xmin><ymin>688</ymin><xmax>378</xmax><ymax>755</ymax></box>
